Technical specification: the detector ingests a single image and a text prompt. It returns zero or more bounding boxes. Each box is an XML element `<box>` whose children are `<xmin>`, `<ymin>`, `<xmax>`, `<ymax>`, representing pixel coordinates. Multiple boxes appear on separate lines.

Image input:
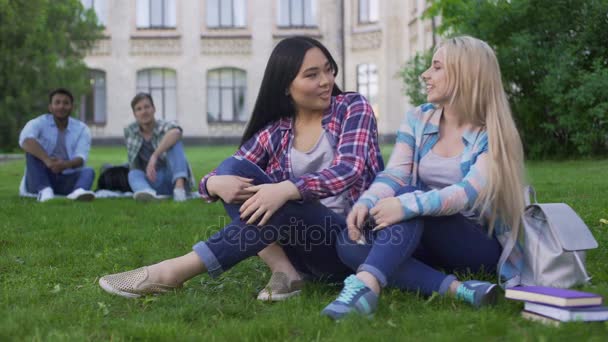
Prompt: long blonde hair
<box><xmin>439</xmin><ymin>35</ymin><xmax>525</xmax><ymax>236</ymax></box>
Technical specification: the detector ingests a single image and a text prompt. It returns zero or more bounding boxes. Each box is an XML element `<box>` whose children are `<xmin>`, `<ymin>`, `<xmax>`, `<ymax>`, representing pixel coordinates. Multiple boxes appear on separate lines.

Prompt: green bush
<box><xmin>0</xmin><ymin>0</ymin><xmax>102</xmax><ymax>151</ymax></box>
<box><xmin>402</xmin><ymin>0</ymin><xmax>608</xmax><ymax>158</ymax></box>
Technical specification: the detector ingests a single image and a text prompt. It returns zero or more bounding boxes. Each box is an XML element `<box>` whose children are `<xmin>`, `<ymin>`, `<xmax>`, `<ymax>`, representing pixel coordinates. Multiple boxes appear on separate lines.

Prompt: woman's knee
<box><xmin>216</xmin><ymin>156</ymin><xmax>256</xmax><ymax>176</ymax></box>
<box><xmin>335</xmin><ymin>229</ymin><xmax>368</xmax><ymax>270</ymax></box>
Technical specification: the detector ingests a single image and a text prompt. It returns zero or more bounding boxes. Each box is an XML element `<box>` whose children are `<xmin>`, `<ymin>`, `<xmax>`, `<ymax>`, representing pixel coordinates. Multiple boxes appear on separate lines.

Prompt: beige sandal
<box><xmin>99</xmin><ymin>266</ymin><xmax>180</xmax><ymax>298</ymax></box>
<box><xmin>257</xmin><ymin>272</ymin><xmax>304</xmax><ymax>301</ymax></box>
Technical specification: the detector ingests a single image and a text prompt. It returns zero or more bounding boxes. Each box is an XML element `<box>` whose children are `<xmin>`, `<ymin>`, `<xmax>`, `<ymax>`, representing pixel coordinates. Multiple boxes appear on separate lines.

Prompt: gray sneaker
<box><xmin>456</xmin><ymin>280</ymin><xmax>499</xmax><ymax>308</ymax></box>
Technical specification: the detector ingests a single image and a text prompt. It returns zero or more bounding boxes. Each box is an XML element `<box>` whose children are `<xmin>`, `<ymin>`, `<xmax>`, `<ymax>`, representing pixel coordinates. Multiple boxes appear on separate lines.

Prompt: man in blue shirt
<box><xmin>19</xmin><ymin>88</ymin><xmax>96</xmax><ymax>202</ymax></box>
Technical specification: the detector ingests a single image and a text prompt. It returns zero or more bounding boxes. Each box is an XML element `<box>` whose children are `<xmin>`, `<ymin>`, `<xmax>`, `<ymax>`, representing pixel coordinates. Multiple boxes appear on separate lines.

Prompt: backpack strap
<box><xmin>497</xmin><ymin>185</ymin><xmax>536</xmax><ymax>288</ymax></box>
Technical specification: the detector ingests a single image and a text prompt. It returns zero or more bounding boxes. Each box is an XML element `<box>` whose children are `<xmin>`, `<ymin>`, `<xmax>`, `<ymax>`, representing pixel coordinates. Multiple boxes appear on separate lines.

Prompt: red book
<box><xmin>505</xmin><ymin>286</ymin><xmax>603</xmax><ymax>307</ymax></box>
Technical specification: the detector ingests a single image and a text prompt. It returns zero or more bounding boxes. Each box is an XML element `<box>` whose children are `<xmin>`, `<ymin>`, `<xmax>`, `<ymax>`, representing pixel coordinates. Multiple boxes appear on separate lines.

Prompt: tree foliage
<box><xmin>0</xmin><ymin>0</ymin><xmax>102</xmax><ymax>151</ymax></box>
<box><xmin>402</xmin><ymin>0</ymin><xmax>608</xmax><ymax>157</ymax></box>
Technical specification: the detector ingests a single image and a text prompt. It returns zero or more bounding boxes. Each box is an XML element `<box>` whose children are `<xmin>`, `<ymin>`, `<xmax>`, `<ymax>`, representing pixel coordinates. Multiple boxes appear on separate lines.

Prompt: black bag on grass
<box><xmin>97</xmin><ymin>163</ymin><xmax>132</xmax><ymax>192</ymax></box>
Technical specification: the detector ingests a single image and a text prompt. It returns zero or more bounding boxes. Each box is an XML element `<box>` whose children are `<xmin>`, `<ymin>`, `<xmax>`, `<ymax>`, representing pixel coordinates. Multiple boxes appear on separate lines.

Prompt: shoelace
<box><xmin>336</xmin><ymin>276</ymin><xmax>365</xmax><ymax>304</ymax></box>
<box><xmin>456</xmin><ymin>285</ymin><xmax>476</xmax><ymax>304</ymax></box>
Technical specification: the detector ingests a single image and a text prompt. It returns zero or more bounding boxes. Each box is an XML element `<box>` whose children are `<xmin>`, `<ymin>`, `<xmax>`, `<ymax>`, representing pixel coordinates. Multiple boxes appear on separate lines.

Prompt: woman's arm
<box><xmin>356</xmin><ymin>107</ymin><xmax>419</xmax><ymax>209</ymax></box>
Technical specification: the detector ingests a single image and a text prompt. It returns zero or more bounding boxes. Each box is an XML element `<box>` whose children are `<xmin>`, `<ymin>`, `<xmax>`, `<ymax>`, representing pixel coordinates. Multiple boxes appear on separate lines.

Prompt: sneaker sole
<box><xmin>257</xmin><ymin>289</ymin><xmax>302</xmax><ymax>301</ymax></box>
<box><xmin>98</xmin><ymin>278</ymin><xmax>142</xmax><ymax>299</ymax></box>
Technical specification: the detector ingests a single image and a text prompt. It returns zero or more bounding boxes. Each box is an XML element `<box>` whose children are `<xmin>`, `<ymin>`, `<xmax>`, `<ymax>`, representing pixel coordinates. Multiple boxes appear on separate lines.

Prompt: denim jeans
<box><xmin>336</xmin><ymin>186</ymin><xmax>502</xmax><ymax>296</ymax></box>
<box><xmin>192</xmin><ymin>156</ymin><xmax>351</xmax><ymax>281</ymax></box>
<box><xmin>25</xmin><ymin>153</ymin><xmax>95</xmax><ymax>195</ymax></box>
<box><xmin>128</xmin><ymin>141</ymin><xmax>189</xmax><ymax>195</ymax></box>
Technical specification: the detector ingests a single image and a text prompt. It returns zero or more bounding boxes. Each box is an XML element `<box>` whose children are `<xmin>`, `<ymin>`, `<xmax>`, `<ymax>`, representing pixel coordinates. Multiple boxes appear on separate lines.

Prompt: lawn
<box><xmin>1</xmin><ymin>147</ymin><xmax>607</xmax><ymax>341</ymax></box>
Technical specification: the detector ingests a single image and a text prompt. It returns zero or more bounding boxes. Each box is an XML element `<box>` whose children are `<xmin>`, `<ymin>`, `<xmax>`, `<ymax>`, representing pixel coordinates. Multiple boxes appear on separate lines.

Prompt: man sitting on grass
<box><xmin>124</xmin><ymin>93</ymin><xmax>194</xmax><ymax>202</ymax></box>
<box><xmin>18</xmin><ymin>88</ymin><xmax>95</xmax><ymax>202</ymax></box>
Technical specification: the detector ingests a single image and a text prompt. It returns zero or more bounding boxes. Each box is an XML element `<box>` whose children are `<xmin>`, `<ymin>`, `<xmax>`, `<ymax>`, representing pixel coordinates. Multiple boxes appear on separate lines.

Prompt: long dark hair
<box><xmin>240</xmin><ymin>36</ymin><xmax>342</xmax><ymax>145</ymax></box>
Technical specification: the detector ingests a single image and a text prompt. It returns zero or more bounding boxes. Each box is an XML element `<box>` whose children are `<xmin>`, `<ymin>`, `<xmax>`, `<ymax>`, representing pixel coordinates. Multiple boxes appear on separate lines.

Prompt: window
<box><xmin>136</xmin><ymin>69</ymin><xmax>177</xmax><ymax>121</ymax></box>
<box><xmin>277</xmin><ymin>0</ymin><xmax>316</xmax><ymax>27</ymax></box>
<box><xmin>357</xmin><ymin>64</ymin><xmax>378</xmax><ymax>107</ymax></box>
<box><xmin>358</xmin><ymin>0</ymin><xmax>378</xmax><ymax>24</ymax></box>
<box><xmin>81</xmin><ymin>70</ymin><xmax>107</xmax><ymax>125</ymax></box>
<box><xmin>207</xmin><ymin>68</ymin><xmax>247</xmax><ymax>123</ymax></box>
<box><xmin>207</xmin><ymin>0</ymin><xmax>246</xmax><ymax>28</ymax></box>
<box><xmin>81</xmin><ymin>0</ymin><xmax>107</xmax><ymax>26</ymax></box>
<box><xmin>136</xmin><ymin>0</ymin><xmax>176</xmax><ymax>29</ymax></box>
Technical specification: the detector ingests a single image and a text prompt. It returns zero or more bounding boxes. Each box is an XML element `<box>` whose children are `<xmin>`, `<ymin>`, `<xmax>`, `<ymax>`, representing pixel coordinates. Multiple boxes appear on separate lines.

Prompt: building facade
<box><xmin>81</xmin><ymin>0</ymin><xmax>438</xmax><ymax>141</ymax></box>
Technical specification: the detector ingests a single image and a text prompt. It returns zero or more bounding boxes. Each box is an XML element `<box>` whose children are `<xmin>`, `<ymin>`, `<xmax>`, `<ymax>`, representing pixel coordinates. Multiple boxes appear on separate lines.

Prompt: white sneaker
<box><xmin>67</xmin><ymin>188</ymin><xmax>95</xmax><ymax>201</ymax></box>
<box><xmin>37</xmin><ymin>187</ymin><xmax>54</xmax><ymax>202</ymax></box>
<box><xmin>133</xmin><ymin>189</ymin><xmax>158</xmax><ymax>202</ymax></box>
<box><xmin>173</xmin><ymin>188</ymin><xmax>187</xmax><ymax>202</ymax></box>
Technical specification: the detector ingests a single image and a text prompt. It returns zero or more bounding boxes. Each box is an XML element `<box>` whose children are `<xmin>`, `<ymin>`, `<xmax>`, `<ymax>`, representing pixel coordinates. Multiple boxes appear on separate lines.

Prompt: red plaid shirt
<box><xmin>199</xmin><ymin>93</ymin><xmax>383</xmax><ymax>207</ymax></box>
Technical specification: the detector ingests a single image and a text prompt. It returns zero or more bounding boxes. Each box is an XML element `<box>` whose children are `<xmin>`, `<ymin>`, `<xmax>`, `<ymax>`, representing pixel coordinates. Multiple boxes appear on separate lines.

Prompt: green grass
<box><xmin>1</xmin><ymin>147</ymin><xmax>607</xmax><ymax>341</ymax></box>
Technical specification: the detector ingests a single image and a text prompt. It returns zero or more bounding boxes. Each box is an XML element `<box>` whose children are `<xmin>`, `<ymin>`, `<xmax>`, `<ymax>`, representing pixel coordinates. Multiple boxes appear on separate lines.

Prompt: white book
<box><xmin>524</xmin><ymin>302</ymin><xmax>608</xmax><ymax>322</ymax></box>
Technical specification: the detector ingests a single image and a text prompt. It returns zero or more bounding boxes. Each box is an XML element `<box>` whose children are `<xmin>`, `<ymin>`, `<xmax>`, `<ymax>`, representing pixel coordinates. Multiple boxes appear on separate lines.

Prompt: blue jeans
<box><xmin>25</xmin><ymin>153</ymin><xmax>95</xmax><ymax>195</ymax></box>
<box><xmin>192</xmin><ymin>156</ymin><xmax>351</xmax><ymax>281</ymax></box>
<box><xmin>336</xmin><ymin>186</ymin><xmax>502</xmax><ymax>296</ymax></box>
<box><xmin>128</xmin><ymin>141</ymin><xmax>189</xmax><ymax>195</ymax></box>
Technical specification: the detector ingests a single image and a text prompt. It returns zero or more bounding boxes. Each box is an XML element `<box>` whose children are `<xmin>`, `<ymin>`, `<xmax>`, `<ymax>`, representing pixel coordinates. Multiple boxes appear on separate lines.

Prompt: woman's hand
<box><xmin>239</xmin><ymin>181</ymin><xmax>301</xmax><ymax>226</ymax></box>
<box><xmin>370</xmin><ymin>197</ymin><xmax>405</xmax><ymax>231</ymax></box>
<box><xmin>207</xmin><ymin>175</ymin><xmax>254</xmax><ymax>203</ymax></box>
<box><xmin>346</xmin><ymin>203</ymin><xmax>370</xmax><ymax>243</ymax></box>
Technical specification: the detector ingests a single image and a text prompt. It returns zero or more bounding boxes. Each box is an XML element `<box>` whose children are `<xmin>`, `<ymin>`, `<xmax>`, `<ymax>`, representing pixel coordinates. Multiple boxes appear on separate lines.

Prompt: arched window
<box><xmin>81</xmin><ymin>69</ymin><xmax>107</xmax><ymax>125</ymax></box>
<box><xmin>207</xmin><ymin>68</ymin><xmax>247</xmax><ymax>123</ymax></box>
<box><xmin>136</xmin><ymin>68</ymin><xmax>177</xmax><ymax>121</ymax></box>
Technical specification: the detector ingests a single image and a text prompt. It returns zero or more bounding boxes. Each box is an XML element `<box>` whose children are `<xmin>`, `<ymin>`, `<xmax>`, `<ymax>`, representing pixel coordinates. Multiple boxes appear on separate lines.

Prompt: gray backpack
<box><xmin>499</xmin><ymin>186</ymin><xmax>598</xmax><ymax>288</ymax></box>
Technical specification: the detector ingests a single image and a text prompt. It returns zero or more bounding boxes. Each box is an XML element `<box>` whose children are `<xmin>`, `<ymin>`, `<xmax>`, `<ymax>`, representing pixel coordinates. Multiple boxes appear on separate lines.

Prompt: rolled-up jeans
<box><xmin>336</xmin><ymin>186</ymin><xmax>502</xmax><ymax>295</ymax></box>
<box><xmin>128</xmin><ymin>141</ymin><xmax>189</xmax><ymax>195</ymax></box>
<box><xmin>192</xmin><ymin>156</ymin><xmax>351</xmax><ymax>281</ymax></box>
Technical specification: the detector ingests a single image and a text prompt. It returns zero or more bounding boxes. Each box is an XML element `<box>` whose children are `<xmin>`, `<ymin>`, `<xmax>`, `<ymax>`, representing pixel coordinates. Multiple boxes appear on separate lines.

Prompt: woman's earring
<box><xmin>285</xmin><ymin>89</ymin><xmax>290</xmax><ymax>96</ymax></box>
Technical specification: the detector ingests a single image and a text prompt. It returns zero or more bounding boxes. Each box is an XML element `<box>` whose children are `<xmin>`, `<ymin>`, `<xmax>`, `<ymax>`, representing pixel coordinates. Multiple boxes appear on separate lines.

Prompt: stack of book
<box><xmin>505</xmin><ymin>286</ymin><xmax>608</xmax><ymax>325</ymax></box>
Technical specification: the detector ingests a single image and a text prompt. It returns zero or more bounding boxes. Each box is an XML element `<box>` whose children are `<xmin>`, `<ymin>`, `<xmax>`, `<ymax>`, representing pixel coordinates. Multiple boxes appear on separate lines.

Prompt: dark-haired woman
<box><xmin>99</xmin><ymin>36</ymin><xmax>383</xmax><ymax>300</ymax></box>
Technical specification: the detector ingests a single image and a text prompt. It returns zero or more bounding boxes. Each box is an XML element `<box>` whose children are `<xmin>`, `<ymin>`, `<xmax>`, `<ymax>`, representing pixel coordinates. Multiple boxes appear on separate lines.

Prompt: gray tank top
<box><xmin>51</xmin><ymin>129</ymin><xmax>69</xmax><ymax>160</ymax></box>
<box><xmin>418</xmin><ymin>150</ymin><xmax>463</xmax><ymax>190</ymax></box>
<box><xmin>419</xmin><ymin>150</ymin><xmax>476</xmax><ymax>218</ymax></box>
<box><xmin>290</xmin><ymin>131</ymin><xmax>350</xmax><ymax>215</ymax></box>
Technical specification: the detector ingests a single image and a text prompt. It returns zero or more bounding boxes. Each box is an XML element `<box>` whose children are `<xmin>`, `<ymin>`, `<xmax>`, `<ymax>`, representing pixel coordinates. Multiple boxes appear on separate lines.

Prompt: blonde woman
<box><xmin>322</xmin><ymin>36</ymin><xmax>525</xmax><ymax>320</ymax></box>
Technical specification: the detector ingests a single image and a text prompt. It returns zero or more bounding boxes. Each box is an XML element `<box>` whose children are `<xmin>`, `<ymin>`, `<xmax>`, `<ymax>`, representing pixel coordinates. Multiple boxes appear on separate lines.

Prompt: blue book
<box><xmin>524</xmin><ymin>302</ymin><xmax>608</xmax><ymax>322</ymax></box>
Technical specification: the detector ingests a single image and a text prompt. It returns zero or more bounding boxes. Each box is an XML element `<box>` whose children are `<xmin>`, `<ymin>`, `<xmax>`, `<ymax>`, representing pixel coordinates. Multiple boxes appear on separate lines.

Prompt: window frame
<box><xmin>206</xmin><ymin>68</ymin><xmax>248</xmax><ymax>123</ymax></box>
<box><xmin>277</xmin><ymin>0</ymin><xmax>317</xmax><ymax>28</ymax></box>
<box><xmin>136</xmin><ymin>68</ymin><xmax>178</xmax><ymax>121</ymax></box>
<box><xmin>358</xmin><ymin>0</ymin><xmax>379</xmax><ymax>25</ymax></box>
<box><xmin>206</xmin><ymin>0</ymin><xmax>247</xmax><ymax>29</ymax></box>
<box><xmin>136</xmin><ymin>0</ymin><xmax>177</xmax><ymax>29</ymax></box>
<box><xmin>80</xmin><ymin>69</ymin><xmax>107</xmax><ymax>126</ymax></box>
<box><xmin>356</xmin><ymin>63</ymin><xmax>378</xmax><ymax>108</ymax></box>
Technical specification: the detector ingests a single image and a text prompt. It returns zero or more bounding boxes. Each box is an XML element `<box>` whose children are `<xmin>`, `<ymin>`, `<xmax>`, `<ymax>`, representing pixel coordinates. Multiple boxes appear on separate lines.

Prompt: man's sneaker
<box><xmin>455</xmin><ymin>280</ymin><xmax>499</xmax><ymax>308</ymax></box>
<box><xmin>67</xmin><ymin>188</ymin><xmax>95</xmax><ymax>201</ymax></box>
<box><xmin>37</xmin><ymin>187</ymin><xmax>55</xmax><ymax>202</ymax></box>
<box><xmin>257</xmin><ymin>272</ymin><xmax>304</xmax><ymax>301</ymax></box>
<box><xmin>173</xmin><ymin>188</ymin><xmax>187</xmax><ymax>202</ymax></box>
<box><xmin>321</xmin><ymin>275</ymin><xmax>378</xmax><ymax>320</ymax></box>
<box><xmin>133</xmin><ymin>189</ymin><xmax>158</xmax><ymax>202</ymax></box>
